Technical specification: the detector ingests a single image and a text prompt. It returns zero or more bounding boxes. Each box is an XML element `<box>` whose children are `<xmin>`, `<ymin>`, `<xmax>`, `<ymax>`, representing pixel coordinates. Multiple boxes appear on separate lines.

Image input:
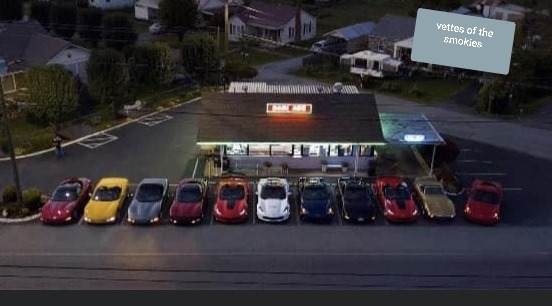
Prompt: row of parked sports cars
<box><xmin>39</xmin><ymin>175</ymin><xmax>503</xmax><ymax>226</ymax></box>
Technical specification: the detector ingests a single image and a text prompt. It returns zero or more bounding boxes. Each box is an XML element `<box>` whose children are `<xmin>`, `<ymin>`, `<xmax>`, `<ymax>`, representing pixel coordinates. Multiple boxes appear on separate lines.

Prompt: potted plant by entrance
<box><xmin>321</xmin><ymin>160</ymin><xmax>328</xmax><ymax>173</ymax></box>
<box><xmin>341</xmin><ymin>162</ymin><xmax>349</xmax><ymax>173</ymax></box>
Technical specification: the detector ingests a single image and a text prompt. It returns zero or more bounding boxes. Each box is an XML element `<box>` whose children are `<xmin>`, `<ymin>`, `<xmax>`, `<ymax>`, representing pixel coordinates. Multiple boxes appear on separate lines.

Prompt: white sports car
<box><xmin>256</xmin><ymin>178</ymin><xmax>291</xmax><ymax>223</ymax></box>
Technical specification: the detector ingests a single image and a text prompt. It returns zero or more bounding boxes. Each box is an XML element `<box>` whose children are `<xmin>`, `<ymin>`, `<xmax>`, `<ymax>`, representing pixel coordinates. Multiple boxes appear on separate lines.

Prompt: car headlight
<box><xmin>283</xmin><ymin>206</ymin><xmax>289</xmax><ymax>213</ymax></box>
<box><xmin>327</xmin><ymin>207</ymin><xmax>334</xmax><ymax>215</ymax></box>
<box><xmin>65</xmin><ymin>216</ymin><xmax>72</xmax><ymax>221</ymax></box>
<box><xmin>344</xmin><ymin>214</ymin><xmax>350</xmax><ymax>220</ymax></box>
<box><xmin>150</xmin><ymin>217</ymin><xmax>160</xmax><ymax>223</ymax></box>
<box><xmin>413</xmin><ymin>209</ymin><xmax>418</xmax><ymax>215</ymax></box>
<box><xmin>465</xmin><ymin>206</ymin><xmax>471</xmax><ymax>213</ymax></box>
<box><xmin>493</xmin><ymin>212</ymin><xmax>499</xmax><ymax>219</ymax></box>
<box><xmin>239</xmin><ymin>208</ymin><xmax>246</xmax><ymax>216</ymax></box>
<box><xmin>215</xmin><ymin>206</ymin><xmax>221</xmax><ymax>215</ymax></box>
<box><xmin>84</xmin><ymin>217</ymin><xmax>90</xmax><ymax>222</ymax></box>
<box><xmin>301</xmin><ymin>207</ymin><xmax>308</xmax><ymax>214</ymax></box>
<box><xmin>106</xmin><ymin>216</ymin><xmax>116</xmax><ymax>223</ymax></box>
<box><xmin>387</xmin><ymin>209</ymin><xmax>395</xmax><ymax>215</ymax></box>
<box><xmin>127</xmin><ymin>218</ymin><xmax>135</xmax><ymax>223</ymax></box>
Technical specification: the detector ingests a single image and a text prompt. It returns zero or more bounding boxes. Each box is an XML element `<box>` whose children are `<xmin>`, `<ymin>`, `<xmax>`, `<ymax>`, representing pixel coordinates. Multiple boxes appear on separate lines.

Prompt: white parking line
<box><xmin>77</xmin><ymin>133</ymin><xmax>118</xmax><ymax>149</ymax></box>
<box><xmin>192</xmin><ymin>157</ymin><xmax>199</xmax><ymax>178</ymax></box>
<box><xmin>457</xmin><ymin>160</ymin><xmax>493</xmax><ymax>164</ymax></box>
<box><xmin>137</xmin><ymin>114</ymin><xmax>173</xmax><ymax>126</ymax></box>
<box><xmin>456</xmin><ymin>172</ymin><xmax>506</xmax><ymax>176</ymax></box>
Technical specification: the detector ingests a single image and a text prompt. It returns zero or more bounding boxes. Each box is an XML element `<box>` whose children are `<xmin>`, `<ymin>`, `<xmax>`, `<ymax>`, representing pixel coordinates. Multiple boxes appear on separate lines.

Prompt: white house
<box><xmin>135</xmin><ymin>0</ymin><xmax>160</xmax><ymax>21</ymax></box>
<box><xmin>228</xmin><ymin>1</ymin><xmax>316</xmax><ymax>44</ymax></box>
<box><xmin>0</xmin><ymin>20</ymin><xmax>91</xmax><ymax>84</ymax></box>
<box><xmin>88</xmin><ymin>0</ymin><xmax>135</xmax><ymax>10</ymax></box>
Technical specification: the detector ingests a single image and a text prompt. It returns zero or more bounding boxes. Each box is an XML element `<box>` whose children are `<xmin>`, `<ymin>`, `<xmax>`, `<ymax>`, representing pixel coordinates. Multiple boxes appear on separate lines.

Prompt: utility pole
<box><xmin>224</xmin><ymin>0</ymin><xmax>229</xmax><ymax>53</ymax></box>
<box><xmin>0</xmin><ymin>75</ymin><xmax>23</xmax><ymax>206</ymax></box>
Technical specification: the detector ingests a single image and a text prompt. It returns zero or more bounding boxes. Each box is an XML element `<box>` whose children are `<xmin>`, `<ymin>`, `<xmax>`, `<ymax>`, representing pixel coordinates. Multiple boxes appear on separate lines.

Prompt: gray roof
<box><xmin>450</xmin><ymin>6</ymin><xmax>471</xmax><ymax>15</ymax></box>
<box><xmin>369</xmin><ymin>14</ymin><xmax>416</xmax><ymax>42</ymax></box>
<box><xmin>324</xmin><ymin>21</ymin><xmax>376</xmax><ymax>41</ymax></box>
<box><xmin>197</xmin><ymin>92</ymin><xmax>385</xmax><ymax>144</ymax></box>
<box><xmin>235</xmin><ymin>1</ymin><xmax>300</xmax><ymax>29</ymax></box>
<box><xmin>0</xmin><ymin>20</ymin><xmax>73</xmax><ymax>71</ymax></box>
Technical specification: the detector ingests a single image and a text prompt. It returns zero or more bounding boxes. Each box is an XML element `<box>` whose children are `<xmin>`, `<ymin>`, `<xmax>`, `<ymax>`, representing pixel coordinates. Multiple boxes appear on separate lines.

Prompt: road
<box><xmin>0</xmin><ymin>223</ymin><xmax>551</xmax><ymax>289</ymax></box>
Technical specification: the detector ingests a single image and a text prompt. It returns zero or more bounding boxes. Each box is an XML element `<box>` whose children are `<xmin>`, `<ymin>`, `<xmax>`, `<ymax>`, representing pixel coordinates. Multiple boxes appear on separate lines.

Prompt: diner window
<box><xmin>227</xmin><ymin>143</ymin><xmax>248</xmax><ymax>156</ymax></box>
<box><xmin>359</xmin><ymin>145</ymin><xmax>374</xmax><ymax>156</ymax></box>
<box><xmin>302</xmin><ymin>144</ymin><xmax>328</xmax><ymax>157</ymax></box>
<box><xmin>329</xmin><ymin>145</ymin><xmax>339</xmax><ymax>157</ymax></box>
<box><xmin>249</xmin><ymin>144</ymin><xmax>270</xmax><ymax>156</ymax></box>
<box><xmin>293</xmin><ymin>145</ymin><xmax>302</xmax><ymax>157</ymax></box>
<box><xmin>341</xmin><ymin>144</ymin><xmax>353</xmax><ymax>156</ymax></box>
<box><xmin>270</xmin><ymin>145</ymin><xmax>293</xmax><ymax>156</ymax></box>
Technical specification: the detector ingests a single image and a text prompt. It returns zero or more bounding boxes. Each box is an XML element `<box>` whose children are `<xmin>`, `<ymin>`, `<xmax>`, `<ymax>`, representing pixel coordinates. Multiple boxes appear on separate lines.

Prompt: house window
<box><xmin>230</xmin><ymin>24</ymin><xmax>233</xmax><ymax>34</ymax></box>
<box><xmin>377</xmin><ymin>40</ymin><xmax>385</xmax><ymax>51</ymax></box>
<box><xmin>288</xmin><ymin>27</ymin><xmax>292</xmax><ymax>38</ymax></box>
<box><xmin>241</xmin><ymin>25</ymin><xmax>244</xmax><ymax>34</ymax></box>
<box><xmin>309</xmin><ymin>21</ymin><xmax>312</xmax><ymax>33</ymax></box>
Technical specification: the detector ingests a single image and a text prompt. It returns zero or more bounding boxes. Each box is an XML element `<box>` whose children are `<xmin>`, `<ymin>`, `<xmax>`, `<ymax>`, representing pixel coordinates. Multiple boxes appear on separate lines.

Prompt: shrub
<box><xmin>380</xmin><ymin>81</ymin><xmax>401</xmax><ymax>92</ymax></box>
<box><xmin>409</xmin><ymin>83</ymin><xmax>423</xmax><ymax>97</ymax></box>
<box><xmin>22</xmin><ymin>187</ymin><xmax>43</xmax><ymax>211</ymax></box>
<box><xmin>2</xmin><ymin>184</ymin><xmax>17</xmax><ymax>204</ymax></box>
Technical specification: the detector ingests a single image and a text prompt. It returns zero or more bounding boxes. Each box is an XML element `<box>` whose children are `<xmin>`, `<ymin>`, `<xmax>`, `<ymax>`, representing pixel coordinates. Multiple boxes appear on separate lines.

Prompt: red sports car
<box><xmin>214</xmin><ymin>177</ymin><xmax>249</xmax><ymax>223</ymax></box>
<box><xmin>169</xmin><ymin>178</ymin><xmax>208</xmax><ymax>225</ymax></box>
<box><xmin>464</xmin><ymin>180</ymin><xmax>503</xmax><ymax>225</ymax></box>
<box><xmin>374</xmin><ymin>176</ymin><xmax>419</xmax><ymax>223</ymax></box>
<box><xmin>41</xmin><ymin>177</ymin><xmax>93</xmax><ymax>224</ymax></box>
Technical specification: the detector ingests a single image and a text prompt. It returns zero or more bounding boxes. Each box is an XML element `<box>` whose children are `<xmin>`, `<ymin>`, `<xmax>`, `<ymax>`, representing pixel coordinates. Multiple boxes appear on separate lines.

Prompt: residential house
<box><xmin>0</xmin><ymin>20</ymin><xmax>91</xmax><ymax>83</ymax></box>
<box><xmin>135</xmin><ymin>0</ymin><xmax>160</xmax><ymax>21</ymax></box>
<box><xmin>88</xmin><ymin>0</ymin><xmax>135</xmax><ymax>10</ymax></box>
<box><xmin>470</xmin><ymin>0</ymin><xmax>531</xmax><ymax>21</ymax></box>
<box><xmin>323</xmin><ymin>21</ymin><xmax>376</xmax><ymax>54</ymax></box>
<box><xmin>228</xmin><ymin>1</ymin><xmax>316</xmax><ymax>44</ymax></box>
<box><xmin>367</xmin><ymin>14</ymin><xmax>416</xmax><ymax>55</ymax></box>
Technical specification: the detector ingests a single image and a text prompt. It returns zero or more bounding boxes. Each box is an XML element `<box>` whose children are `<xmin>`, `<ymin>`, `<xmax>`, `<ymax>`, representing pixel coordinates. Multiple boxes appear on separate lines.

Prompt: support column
<box><xmin>220</xmin><ymin>145</ymin><xmax>224</xmax><ymax>176</ymax></box>
<box><xmin>354</xmin><ymin>145</ymin><xmax>359</xmax><ymax>177</ymax></box>
<box><xmin>430</xmin><ymin>145</ymin><xmax>436</xmax><ymax>176</ymax></box>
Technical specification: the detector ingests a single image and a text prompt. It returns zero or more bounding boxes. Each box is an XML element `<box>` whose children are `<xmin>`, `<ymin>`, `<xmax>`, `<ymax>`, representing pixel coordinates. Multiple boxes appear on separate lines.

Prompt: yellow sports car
<box><xmin>413</xmin><ymin>177</ymin><xmax>456</xmax><ymax>220</ymax></box>
<box><xmin>84</xmin><ymin>177</ymin><xmax>129</xmax><ymax>224</ymax></box>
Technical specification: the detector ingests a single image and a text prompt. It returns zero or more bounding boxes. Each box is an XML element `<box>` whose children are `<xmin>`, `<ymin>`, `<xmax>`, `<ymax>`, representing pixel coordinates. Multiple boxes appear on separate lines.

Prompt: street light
<box><xmin>0</xmin><ymin>60</ymin><xmax>24</xmax><ymax>206</ymax></box>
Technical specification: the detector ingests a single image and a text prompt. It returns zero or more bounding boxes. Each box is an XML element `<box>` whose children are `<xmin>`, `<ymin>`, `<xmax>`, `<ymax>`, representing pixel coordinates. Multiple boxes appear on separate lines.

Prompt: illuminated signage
<box><xmin>266</xmin><ymin>103</ymin><xmax>312</xmax><ymax>114</ymax></box>
<box><xmin>404</xmin><ymin>134</ymin><xmax>425</xmax><ymax>142</ymax></box>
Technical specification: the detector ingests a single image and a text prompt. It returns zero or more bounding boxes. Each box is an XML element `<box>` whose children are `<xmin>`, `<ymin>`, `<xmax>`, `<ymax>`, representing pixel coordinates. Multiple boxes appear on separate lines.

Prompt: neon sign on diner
<box><xmin>266</xmin><ymin>103</ymin><xmax>312</xmax><ymax>114</ymax></box>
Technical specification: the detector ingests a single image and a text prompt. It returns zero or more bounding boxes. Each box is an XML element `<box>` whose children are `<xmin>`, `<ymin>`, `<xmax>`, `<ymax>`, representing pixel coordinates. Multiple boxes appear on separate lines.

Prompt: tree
<box><xmin>0</xmin><ymin>0</ymin><xmax>23</xmax><ymax>21</ymax></box>
<box><xmin>50</xmin><ymin>2</ymin><xmax>77</xmax><ymax>40</ymax></box>
<box><xmin>25</xmin><ymin>65</ymin><xmax>79</xmax><ymax>126</ymax></box>
<box><xmin>103</xmin><ymin>13</ymin><xmax>137</xmax><ymax>51</ymax></box>
<box><xmin>86</xmin><ymin>49</ymin><xmax>130</xmax><ymax>113</ymax></box>
<box><xmin>222</xmin><ymin>60</ymin><xmax>257</xmax><ymax>82</ymax></box>
<box><xmin>30</xmin><ymin>1</ymin><xmax>52</xmax><ymax>29</ymax></box>
<box><xmin>78</xmin><ymin>7</ymin><xmax>104</xmax><ymax>47</ymax></box>
<box><xmin>130</xmin><ymin>42</ymin><xmax>174</xmax><ymax>88</ymax></box>
<box><xmin>158</xmin><ymin>0</ymin><xmax>198</xmax><ymax>41</ymax></box>
<box><xmin>181</xmin><ymin>33</ymin><xmax>219</xmax><ymax>83</ymax></box>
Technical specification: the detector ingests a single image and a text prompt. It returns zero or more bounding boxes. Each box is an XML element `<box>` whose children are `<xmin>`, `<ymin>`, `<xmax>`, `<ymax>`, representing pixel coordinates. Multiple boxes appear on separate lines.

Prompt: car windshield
<box><xmin>220</xmin><ymin>184</ymin><xmax>245</xmax><ymax>200</ymax></box>
<box><xmin>303</xmin><ymin>186</ymin><xmax>329</xmax><ymax>201</ymax></box>
<box><xmin>177</xmin><ymin>184</ymin><xmax>203</xmax><ymax>203</ymax></box>
<box><xmin>51</xmin><ymin>185</ymin><xmax>80</xmax><ymax>201</ymax></box>
<box><xmin>261</xmin><ymin>185</ymin><xmax>286</xmax><ymax>200</ymax></box>
<box><xmin>92</xmin><ymin>186</ymin><xmax>121</xmax><ymax>202</ymax></box>
<box><xmin>136</xmin><ymin>183</ymin><xmax>165</xmax><ymax>202</ymax></box>
<box><xmin>472</xmin><ymin>190</ymin><xmax>499</xmax><ymax>204</ymax></box>
<box><xmin>345</xmin><ymin>186</ymin><xmax>369</xmax><ymax>200</ymax></box>
<box><xmin>423</xmin><ymin>186</ymin><xmax>443</xmax><ymax>195</ymax></box>
<box><xmin>384</xmin><ymin>185</ymin><xmax>411</xmax><ymax>200</ymax></box>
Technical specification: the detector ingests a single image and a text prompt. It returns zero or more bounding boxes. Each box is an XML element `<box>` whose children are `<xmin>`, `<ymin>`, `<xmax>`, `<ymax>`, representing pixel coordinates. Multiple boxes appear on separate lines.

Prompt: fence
<box><xmin>1</xmin><ymin>71</ymin><xmax>27</xmax><ymax>95</ymax></box>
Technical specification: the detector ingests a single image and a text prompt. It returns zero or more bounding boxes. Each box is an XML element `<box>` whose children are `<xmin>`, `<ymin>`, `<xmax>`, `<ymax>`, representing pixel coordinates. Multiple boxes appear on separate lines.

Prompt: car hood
<box><xmin>303</xmin><ymin>199</ymin><xmax>330</xmax><ymax>214</ymax></box>
<box><xmin>128</xmin><ymin>200</ymin><xmax>162</xmax><ymax>221</ymax></box>
<box><xmin>386</xmin><ymin>198</ymin><xmax>417</xmax><ymax>215</ymax></box>
<box><xmin>344</xmin><ymin>200</ymin><xmax>375</xmax><ymax>217</ymax></box>
<box><xmin>467</xmin><ymin>200</ymin><xmax>499</xmax><ymax>217</ymax></box>
<box><xmin>424</xmin><ymin>195</ymin><xmax>456</xmax><ymax>217</ymax></box>
<box><xmin>170</xmin><ymin>201</ymin><xmax>202</xmax><ymax>218</ymax></box>
<box><xmin>42</xmin><ymin>200</ymin><xmax>77</xmax><ymax>218</ymax></box>
<box><xmin>259</xmin><ymin>198</ymin><xmax>288</xmax><ymax>214</ymax></box>
<box><xmin>85</xmin><ymin>200</ymin><xmax>119</xmax><ymax>220</ymax></box>
<box><xmin>216</xmin><ymin>199</ymin><xmax>247</xmax><ymax>216</ymax></box>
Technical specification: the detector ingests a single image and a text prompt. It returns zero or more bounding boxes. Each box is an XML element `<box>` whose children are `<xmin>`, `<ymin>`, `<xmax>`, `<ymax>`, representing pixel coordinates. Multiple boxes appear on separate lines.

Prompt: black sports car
<box><xmin>337</xmin><ymin>177</ymin><xmax>376</xmax><ymax>223</ymax></box>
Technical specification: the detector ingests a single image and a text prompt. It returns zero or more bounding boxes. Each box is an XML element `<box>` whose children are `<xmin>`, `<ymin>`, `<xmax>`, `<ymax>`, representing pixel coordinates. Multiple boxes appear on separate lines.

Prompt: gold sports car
<box><xmin>84</xmin><ymin>177</ymin><xmax>130</xmax><ymax>224</ymax></box>
<box><xmin>413</xmin><ymin>177</ymin><xmax>456</xmax><ymax>220</ymax></box>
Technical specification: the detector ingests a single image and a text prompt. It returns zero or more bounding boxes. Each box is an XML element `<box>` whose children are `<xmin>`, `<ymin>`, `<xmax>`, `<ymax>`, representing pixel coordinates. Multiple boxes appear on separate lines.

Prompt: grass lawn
<box><xmin>3</xmin><ymin>118</ymin><xmax>55</xmax><ymax>156</ymax></box>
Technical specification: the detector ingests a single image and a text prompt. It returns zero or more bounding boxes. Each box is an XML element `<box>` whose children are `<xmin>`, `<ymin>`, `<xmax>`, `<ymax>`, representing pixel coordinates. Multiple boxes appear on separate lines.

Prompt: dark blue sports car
<box><xmin>298</xmin><ymin>177</ymin><xmax>334</xmax><ymax>223</ymax></box>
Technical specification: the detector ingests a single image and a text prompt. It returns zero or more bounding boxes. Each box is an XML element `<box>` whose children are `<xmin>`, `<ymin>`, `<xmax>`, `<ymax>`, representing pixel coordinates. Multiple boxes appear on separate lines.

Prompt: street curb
<box><xmin>0</xmin><ymin>212</ymin><xmax>41</xmax><ymax>224</ymax></box>
<box><xmin>0</xmin><ymin>97</ymin><xmax>201</xmax><ymax>162</ymax></box>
